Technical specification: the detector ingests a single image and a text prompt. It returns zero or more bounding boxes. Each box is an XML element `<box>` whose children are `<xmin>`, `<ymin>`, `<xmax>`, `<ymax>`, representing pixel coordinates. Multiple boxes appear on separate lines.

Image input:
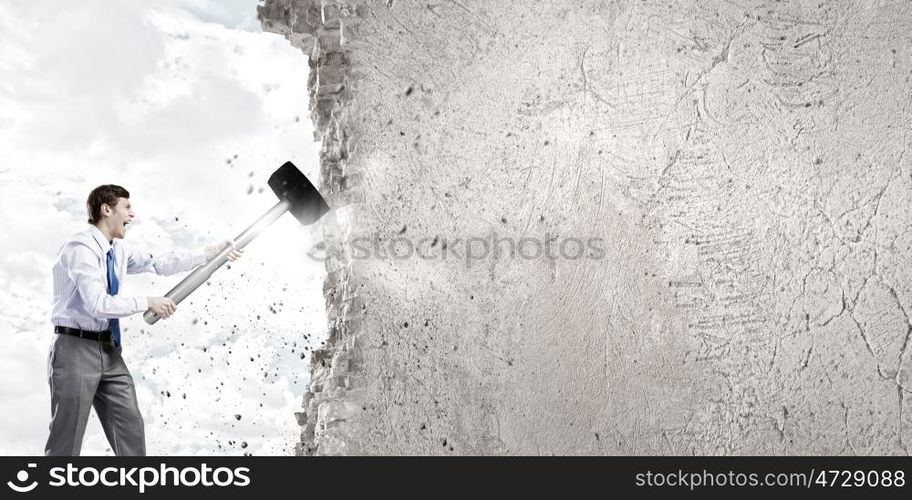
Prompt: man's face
<box><xmin>104</xmin><ymin>197</ymin><xmax>135</xmax><ymax>239</ymax></box>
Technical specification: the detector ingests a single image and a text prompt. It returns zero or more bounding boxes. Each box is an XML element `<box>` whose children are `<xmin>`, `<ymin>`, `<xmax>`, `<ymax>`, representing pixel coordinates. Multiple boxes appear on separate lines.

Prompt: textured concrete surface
<box><xmin>260</xmin><ymin>0</ymin><xmax>912</xmax><ymax>455</ymax></box>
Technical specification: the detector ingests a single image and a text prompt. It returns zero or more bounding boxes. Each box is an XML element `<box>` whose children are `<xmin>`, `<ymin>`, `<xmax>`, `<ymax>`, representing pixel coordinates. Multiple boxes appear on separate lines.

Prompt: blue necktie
<box><xmin>106</xmin><ymin>249</ymin><xmax>121</xmax><ymax>346</ymax></box>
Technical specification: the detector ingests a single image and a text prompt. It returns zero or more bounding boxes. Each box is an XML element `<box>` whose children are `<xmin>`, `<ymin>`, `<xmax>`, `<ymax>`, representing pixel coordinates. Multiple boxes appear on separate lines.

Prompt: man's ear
<box><xmin>101</xmin><ymin>203</ymin><xmax>112</xmax><ymax>216</ymax></box>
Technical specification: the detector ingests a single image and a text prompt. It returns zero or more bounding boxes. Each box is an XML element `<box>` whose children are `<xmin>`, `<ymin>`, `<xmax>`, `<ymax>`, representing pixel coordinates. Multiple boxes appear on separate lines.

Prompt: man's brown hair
<box><xmin>86</xmin><ymin>185</ymin><xmax>130</xmax><ymax>225</ymax></box>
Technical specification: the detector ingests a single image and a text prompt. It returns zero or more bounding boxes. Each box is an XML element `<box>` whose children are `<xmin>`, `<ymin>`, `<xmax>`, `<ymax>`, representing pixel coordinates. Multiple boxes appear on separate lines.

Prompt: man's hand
<box><xmin>204</xmin><ymin>239</ymin><xmax>244</xmax><ymax>263</ymax></box>
<box><xmin>147</xmin><ymin>297</ymin><xmax>177</xmax><ymax>319</ymax></box>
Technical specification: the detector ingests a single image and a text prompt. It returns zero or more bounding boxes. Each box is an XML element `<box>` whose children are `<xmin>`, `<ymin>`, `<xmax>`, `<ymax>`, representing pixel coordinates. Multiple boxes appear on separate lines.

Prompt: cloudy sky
<box><xmin>0</xmin><ymin>0</ymin><xmax>327</xmax><ymax>455</ymax></box>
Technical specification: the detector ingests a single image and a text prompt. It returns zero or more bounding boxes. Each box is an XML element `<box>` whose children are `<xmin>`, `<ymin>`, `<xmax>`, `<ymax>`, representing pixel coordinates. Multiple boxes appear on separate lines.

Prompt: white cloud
<box><xmin>0</xmin><ymin>0</ymin><xmax>324</xmax><ymax>455</ymax></box>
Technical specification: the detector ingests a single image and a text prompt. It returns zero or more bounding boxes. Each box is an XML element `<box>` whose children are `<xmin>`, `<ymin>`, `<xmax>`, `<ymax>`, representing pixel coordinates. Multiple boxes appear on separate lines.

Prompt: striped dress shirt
<box><xmin>51</xmin><ymin>225</ymin><xmax>205</xmax><ymax>331</ymax></box>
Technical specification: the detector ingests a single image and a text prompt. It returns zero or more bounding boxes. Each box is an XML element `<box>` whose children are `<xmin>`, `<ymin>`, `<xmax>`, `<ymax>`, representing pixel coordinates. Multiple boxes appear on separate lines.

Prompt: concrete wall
<box><xmin>259</xmin><ymin>0</ymin><xmax>912</xmax><ymax>455</ymax></box>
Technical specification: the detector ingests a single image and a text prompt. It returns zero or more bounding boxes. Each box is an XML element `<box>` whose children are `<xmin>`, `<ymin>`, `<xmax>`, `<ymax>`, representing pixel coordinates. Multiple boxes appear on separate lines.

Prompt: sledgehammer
<box><xmin>143</xmin><ymin>161</ymin><xmax>329</xmax><ymax>325</ymax></box>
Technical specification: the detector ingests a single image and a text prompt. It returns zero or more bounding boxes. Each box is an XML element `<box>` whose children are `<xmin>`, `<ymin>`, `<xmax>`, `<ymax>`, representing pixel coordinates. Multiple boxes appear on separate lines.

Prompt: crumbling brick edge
<box><xmin>258</xmin><ymin>0</ymin><xmax>366</xmax><ymax>456</ymax></box>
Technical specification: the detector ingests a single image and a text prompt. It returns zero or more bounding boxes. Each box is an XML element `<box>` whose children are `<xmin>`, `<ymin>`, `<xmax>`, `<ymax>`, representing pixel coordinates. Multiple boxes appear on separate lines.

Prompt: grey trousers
<box><xmin>45</xmin><ymin>333</ymin><xmax>146</xmax><ymax>456</ymax></box>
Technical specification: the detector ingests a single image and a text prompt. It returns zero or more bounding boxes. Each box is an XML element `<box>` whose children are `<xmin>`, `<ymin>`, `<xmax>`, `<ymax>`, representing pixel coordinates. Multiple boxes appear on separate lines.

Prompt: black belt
<box><xmin>54</xmin><ymin>325</ymin><xmax>113</xmax><ymax>342</ymax></box>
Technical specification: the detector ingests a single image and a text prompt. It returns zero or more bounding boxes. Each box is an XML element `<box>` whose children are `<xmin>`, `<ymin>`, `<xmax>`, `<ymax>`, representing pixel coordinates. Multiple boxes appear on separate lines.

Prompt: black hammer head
<box><xmin>268</xmin><ymin>161</ymin><xmax>330</xmax><ymax>225</ymax></box>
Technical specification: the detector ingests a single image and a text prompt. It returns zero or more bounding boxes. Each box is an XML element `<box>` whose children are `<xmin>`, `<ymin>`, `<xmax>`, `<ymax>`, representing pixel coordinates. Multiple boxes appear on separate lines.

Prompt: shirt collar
<box><xmin>88</xmin><ymin>224</ymin><xmax>114</xmax><ymax>255</ymax></box>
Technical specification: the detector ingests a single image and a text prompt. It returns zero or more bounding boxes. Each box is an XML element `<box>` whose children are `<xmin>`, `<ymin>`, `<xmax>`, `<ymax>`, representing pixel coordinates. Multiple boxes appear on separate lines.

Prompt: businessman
<box><xmin>46</xmin><ymin>184</ymin><xmax>243</xmax><ymax>456</ymax></box>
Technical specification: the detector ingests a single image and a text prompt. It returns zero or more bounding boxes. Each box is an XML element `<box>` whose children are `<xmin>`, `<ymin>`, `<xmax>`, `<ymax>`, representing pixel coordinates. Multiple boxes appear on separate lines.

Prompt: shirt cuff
<box><xmin>133</xmin><ymin>297</ymin><xmax>147</xmax><ymax>314</ymax></box>
<box><xmin>191</xmin><ymin>247</ymin><xmax>206</xmax><ymax>267</ymax></box>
